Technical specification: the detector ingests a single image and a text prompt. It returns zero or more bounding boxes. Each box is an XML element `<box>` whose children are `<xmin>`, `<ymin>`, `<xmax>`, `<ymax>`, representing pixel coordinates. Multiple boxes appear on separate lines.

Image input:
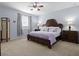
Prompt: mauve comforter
<box><xmin>29</xmin><ymin>31</ymin><xmax>60</xmax><ymax>45</ymax></box>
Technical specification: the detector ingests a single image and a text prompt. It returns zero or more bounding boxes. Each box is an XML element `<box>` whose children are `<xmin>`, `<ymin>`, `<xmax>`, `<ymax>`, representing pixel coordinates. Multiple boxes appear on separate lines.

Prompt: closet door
<box><xmin>1</xmin><ymin>17</ymin><xmax>10</xmax><ymax>42</ymax></box>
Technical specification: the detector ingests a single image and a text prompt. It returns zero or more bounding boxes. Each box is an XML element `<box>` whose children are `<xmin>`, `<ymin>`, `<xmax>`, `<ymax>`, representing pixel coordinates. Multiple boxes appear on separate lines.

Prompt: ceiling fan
<box><xmin>29</xmin><ymin>2</ymin><xmax>44</xmax><ymax>11</ymax></box>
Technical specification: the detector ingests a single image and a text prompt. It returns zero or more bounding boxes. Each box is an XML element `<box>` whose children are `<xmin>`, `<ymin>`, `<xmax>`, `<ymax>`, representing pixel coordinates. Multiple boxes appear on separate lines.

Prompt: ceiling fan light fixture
<box><xmin>29</xmin><ymin>2</ymin><xmax>44</xmax><ymax>11</ymax></box>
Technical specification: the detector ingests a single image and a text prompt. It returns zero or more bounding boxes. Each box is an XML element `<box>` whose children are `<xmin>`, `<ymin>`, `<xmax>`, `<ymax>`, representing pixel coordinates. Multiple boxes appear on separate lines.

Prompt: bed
<box><xmin>27</xmin><ymin>19</ymin><xmax>63</xmax><ymax>49</ymax></box>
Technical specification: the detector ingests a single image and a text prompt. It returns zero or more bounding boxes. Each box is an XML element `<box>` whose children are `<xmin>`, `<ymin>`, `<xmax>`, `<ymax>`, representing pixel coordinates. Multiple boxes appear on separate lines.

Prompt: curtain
<box><xmin>17</xmin><ymin>13</ymin><xmax>22</xmax><ymax>36</ymax></box>
<box><xmin>28</xmin><ymin>16</ymin><xmax>32</xmax><ymax>33</ymax></box>
<box><xmin>17</xmin><ymin>13</ymin><xmax>33</xmax><ymax>36</ymax></box>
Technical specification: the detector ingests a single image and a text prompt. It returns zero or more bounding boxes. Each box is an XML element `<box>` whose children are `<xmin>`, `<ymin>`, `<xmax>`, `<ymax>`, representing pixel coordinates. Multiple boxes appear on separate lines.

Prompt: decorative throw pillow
<box><xmin>39</xmin><ymin>27</ymin><xmax>48</xmax><ymax>31</ymax></box>
<box><xmin>48</xmin><ymin>27</ymin><xmax>61</xmax><ymax>33</ymax></box>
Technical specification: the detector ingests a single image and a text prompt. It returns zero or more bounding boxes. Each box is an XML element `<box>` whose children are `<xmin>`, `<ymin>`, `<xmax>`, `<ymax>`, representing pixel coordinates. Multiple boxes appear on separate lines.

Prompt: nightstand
<box><xmin>34</xmin><ymin>29</ymin><xmax>40</xmax><ymax>31</ymax></box>
<box><xmin>61</xmin><ymin>30</ymin><xmax>79</xmax><ymax>43</ymax></box>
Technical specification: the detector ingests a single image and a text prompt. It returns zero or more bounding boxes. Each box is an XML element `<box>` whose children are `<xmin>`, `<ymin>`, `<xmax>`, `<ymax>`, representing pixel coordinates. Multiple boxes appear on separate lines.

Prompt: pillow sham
<box><xmin>48</xmin><ymin>27</ymin><xmax>61</xmax><ymax>33</ymax></box>
<box><xmin>39</xmin><ymin>26</ymin><xmax>61</xmax><ymax>33</ymax></box>
<box><xmin>39</xmin><ymin>27</ymin><xmax>48</xmax><ymax>31</ymax></box>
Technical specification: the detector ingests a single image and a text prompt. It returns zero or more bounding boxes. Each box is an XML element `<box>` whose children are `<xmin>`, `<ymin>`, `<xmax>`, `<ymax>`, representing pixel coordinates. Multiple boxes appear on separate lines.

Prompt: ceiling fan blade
<box><xmin>38</xmin><ymin>5</ymin><xmax>44</xmax><ymax>7</ymax></box>
<box><xmin>37</xmin><ymin>8</ymin><xmax>40</xmax><ymax>11</ymax></box>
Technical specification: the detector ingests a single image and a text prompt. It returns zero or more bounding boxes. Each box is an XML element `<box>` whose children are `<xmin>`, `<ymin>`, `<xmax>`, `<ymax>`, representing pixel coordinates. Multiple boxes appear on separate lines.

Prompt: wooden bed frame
<box><xmin>27</xmin><ymin>19</ymin><xmax>63</xmax><ymax>49</ymax></box>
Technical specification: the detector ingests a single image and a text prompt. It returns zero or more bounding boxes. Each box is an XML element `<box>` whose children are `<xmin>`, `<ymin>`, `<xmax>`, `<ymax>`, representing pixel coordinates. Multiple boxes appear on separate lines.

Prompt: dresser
<box><xmin>61</xmin><ymin>30</ymin><xmax>79</xmax><ymax>43</ymax></box>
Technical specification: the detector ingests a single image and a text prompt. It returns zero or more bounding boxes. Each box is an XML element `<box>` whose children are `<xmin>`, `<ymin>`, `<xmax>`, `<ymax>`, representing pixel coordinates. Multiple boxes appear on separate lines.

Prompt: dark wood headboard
<box><xmin>45</xmin><ymin>19</ymin><xmax>63</xmax><ymax>29</ymax></box>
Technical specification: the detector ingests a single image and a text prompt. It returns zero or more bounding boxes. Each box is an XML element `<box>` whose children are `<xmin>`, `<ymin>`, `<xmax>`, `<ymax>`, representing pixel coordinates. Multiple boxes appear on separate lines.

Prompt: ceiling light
<box><xmin>28</xmin><ymin>2</ymin><xmax>44</xmax><ymax>11</ymax></box>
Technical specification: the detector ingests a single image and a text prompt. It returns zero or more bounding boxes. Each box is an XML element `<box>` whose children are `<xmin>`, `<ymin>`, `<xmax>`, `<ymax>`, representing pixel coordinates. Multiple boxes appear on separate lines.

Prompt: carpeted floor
<box><xmin>1</xmin><ymin>37</ymin><xmax>79</xmax><ymax>56</ymax></box>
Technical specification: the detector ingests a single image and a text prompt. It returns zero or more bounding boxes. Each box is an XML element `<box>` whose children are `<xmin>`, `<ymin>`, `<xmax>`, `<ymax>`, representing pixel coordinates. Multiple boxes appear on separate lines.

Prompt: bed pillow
<box><xmin>48</xmin><ymin>27</ymin><xmax>61</xmax><ymax>33</ymax></box>
<box><xmin>39</xmin><ymin>27</ymin><xmax>48</xmax><ymax>31</ymax></box>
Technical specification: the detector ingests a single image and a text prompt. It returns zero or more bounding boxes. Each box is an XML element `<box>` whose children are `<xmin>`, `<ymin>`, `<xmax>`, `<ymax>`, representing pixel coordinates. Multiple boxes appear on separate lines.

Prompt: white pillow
<box><xmin>39</xmin><ymin>27</ymin><xmax>48</xmax><ymax>31</ymax></box>
<box><xmin>48</xmin><ymin>27</ymin><xmax>61</xmax><ymax>33</ymax></box>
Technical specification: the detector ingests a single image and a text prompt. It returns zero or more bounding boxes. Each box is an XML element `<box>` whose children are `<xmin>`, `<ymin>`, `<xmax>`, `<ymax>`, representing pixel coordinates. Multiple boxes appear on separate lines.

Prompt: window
<box><xmin>21</xmin><ymin>15</ymin><xmax>28</xmax><ymax>26</ymax></box>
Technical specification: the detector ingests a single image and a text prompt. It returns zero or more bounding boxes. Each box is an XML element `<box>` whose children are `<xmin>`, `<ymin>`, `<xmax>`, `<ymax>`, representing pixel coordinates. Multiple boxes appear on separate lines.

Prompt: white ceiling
<box><xmin>0</xmin><ymin>2</ymin><xmax>79</xmax><ymax>15</ymax></box>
